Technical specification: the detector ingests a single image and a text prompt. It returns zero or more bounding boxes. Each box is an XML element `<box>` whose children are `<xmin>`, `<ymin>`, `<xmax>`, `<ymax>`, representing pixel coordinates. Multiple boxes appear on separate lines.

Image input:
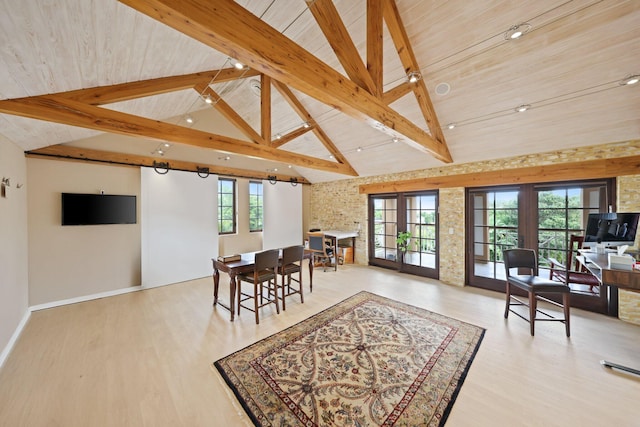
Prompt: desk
<box><xmin>579</xmin><ymin>250</ymin><xmax>640</xmax><ymax>317</ymax></box>
<box><xmin>579</xmin><ymin>250</ymin><xmax>640</xmax><ymax>377</ymax></box>
<box><xmin>323</xmin><ymin>230</ymin><xmax>358</xmax><ymax>269</ymax></box>
<box><xmin>212</xmin><ymin>250</ymin><xmax>313</xmax><ymax>321</ymax></box>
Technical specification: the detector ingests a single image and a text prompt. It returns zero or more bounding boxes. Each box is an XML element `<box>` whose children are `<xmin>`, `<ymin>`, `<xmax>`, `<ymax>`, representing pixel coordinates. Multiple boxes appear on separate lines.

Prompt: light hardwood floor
<box><xmin>1</xmin><ymin>265</ymin><xmax>639</xmax><ymax>426</ymax></box>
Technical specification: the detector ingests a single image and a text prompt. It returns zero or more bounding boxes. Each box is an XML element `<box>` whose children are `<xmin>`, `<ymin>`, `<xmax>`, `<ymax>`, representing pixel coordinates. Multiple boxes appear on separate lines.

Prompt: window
<box><xmin>218</xmin><ymin>178</ymin><xmax>236</xmax><ymax>234</ymax></box>
<box><xmin>249</xmin><ymin>181</ymin><xmax>263</xmax><ymax>232</ymax></box>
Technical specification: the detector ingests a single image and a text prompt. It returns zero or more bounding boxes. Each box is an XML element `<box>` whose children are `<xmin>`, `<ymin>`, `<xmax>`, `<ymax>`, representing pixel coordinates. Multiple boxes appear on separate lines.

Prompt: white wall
<box><xmin>0</xmin><ymin>137</ymin><xmax>29</xmax><ymax>366</ymax></box>
<box><xmin>263</xmin><ymin>181</ymin><xmax>303</xmax><ymax>249</ymax></box>
<box><xmin>27</xmin><ymin>158</ymin><xmax>141</xmax><ymax>305</ymax></box>
<box><xmin>141</xmin><ymin>168</ymin><xmax>217</xmax><ymax>287</ymax></box>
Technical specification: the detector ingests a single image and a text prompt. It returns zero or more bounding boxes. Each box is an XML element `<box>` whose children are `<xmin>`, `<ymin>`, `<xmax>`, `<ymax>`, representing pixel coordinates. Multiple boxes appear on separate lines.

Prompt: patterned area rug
<box><xmin>214</xmin><ymin>291</ymin><xmax>485</xmax><ymax>426</ymax></box>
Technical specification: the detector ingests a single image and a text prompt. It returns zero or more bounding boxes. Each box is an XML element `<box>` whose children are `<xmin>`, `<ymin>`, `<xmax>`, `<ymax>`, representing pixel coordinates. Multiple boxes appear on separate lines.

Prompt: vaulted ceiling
<box><xmin>1</xmin><ymin>0</ymin><xmax>638</xmax><ymax>184</ymax></box>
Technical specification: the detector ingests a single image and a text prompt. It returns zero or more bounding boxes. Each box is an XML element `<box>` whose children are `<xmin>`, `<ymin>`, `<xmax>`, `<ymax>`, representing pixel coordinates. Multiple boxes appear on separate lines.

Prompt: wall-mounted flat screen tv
<box><xmin>584</xmin><ymin>212</ymin><xmax>639</xmax><ymax>246</ymax></box>
<box><xmin>62</xmin><ymin>193</ymin><xmax>137</xmax><ymax>226</ymax></box>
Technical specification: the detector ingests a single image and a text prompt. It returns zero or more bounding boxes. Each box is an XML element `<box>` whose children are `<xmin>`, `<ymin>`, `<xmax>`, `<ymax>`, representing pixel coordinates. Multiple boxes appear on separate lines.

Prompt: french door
<box><xmin>466</xmin><ymin>180</ymin><xmax>614</xmax><ymax>314</ymax></box>
<box><xmin>369</xmin><ymin>192</ymin><xmax>439</xmax><ymax>279</ymax></box>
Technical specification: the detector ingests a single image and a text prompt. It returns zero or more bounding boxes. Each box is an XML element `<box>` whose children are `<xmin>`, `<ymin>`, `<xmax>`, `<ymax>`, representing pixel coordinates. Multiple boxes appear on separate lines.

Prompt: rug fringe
<box><xmin>210</xmin><ymin>363</ymin><xmax>253</xmax><ymax>427</ymax></box>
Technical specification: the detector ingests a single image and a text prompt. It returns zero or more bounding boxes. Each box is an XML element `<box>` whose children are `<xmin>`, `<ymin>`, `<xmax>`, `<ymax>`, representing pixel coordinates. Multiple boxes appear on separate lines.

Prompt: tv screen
<box><xmin>62</xmin><ymin>193</ymin><xmax>136</xmax><ymax>226</ymax></box>
<box><xmin>584</xmin><ymin>212</ymin><xmax>639</xmax><ymax>245</ymax></box>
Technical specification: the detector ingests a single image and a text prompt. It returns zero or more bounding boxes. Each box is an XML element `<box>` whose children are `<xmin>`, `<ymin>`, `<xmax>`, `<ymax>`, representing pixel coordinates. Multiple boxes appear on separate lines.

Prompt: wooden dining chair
<box><xmin>307</xmin><ymin>232</ymin><xmax>334</xmax><ymax>272</ymax></box>
<box><xmin>503</xmin><ymin>248</ymin><xmax>571</xmax><ymax>337</ymax></box>
<box><xmin>236</xmin><ymin>249</ymin><xmax>280</xmax><ymax>324</ymax></box>
<box><xmin>277</xmin><ymin>245</ymin><xmax>305</xmax><ymax>310</ymax></box>
<box><xmin>548</xmin><ymin>234</ymin><xmax>600</xmax><ymax>292</ymax></box>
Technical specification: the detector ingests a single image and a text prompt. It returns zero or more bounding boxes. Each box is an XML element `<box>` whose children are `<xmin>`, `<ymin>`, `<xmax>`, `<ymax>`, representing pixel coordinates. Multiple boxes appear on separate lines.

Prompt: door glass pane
<box><xmin>372</xmin><ymin>197</ymin><xmax>398</xmax><ymax>261</ymax></box>
<box><xmin>405</xmin><ymin>194</ymin><xmax>437</xmax><ymax>268</ymax></box>
<box><xmin>471</xmin><ymin>190</ymin><xmax>519</xmax><ymax>280</ymax></box>
<box><xmin>536</xmin><ymin>184</ymin><xmax>606</xmax><ymax>295</ymax></box>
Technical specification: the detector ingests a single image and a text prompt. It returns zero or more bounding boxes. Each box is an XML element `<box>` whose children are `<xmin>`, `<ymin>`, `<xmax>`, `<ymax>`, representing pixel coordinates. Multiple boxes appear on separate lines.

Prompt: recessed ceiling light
<box><xmin>505</xmin><ymin>23</ymin><xmax>531</xmax><ymax>40</ymax></box>
<box><xmin>621</xmin><ymin>74</ymin><xmax>639</xmax><ymax>85</ymax></box>
<box><xmin>435</xmin><ymin>82</ymin><xmax>450</xmax><ymax>96</ymax></box>
<box><xmin>515</xmin><ymin>104</ymin><xmax>531</xmax><ymax>113</ymax></box>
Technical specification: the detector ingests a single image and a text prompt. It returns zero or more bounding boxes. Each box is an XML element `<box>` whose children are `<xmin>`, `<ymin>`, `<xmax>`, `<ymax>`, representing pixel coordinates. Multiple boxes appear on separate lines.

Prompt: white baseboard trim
<box><xmin>0</xmin><ymin>310</ymin><xmax>31</xmax><ymax>370</ymax></box>
<box><xmin>29</xmin><ymin>285</ymin><xmax>144</xmax><ymax>312</ymax></box>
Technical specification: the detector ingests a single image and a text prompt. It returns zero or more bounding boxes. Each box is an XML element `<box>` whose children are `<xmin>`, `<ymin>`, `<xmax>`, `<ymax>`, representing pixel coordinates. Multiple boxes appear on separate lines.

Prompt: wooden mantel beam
<box><xmin>359</xmin><ymin>155</ymin><xmax>640</xmax><ymax>194</ymax></box>
<box><xmin>118</xmin><ymin>0</ymin><xmax>453</xmax><ymax>163</ymax></box>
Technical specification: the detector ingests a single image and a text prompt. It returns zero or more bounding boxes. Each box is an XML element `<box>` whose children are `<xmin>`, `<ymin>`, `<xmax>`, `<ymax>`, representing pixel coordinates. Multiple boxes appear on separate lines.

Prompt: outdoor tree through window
<box><xmin>249</xmin><ymin>181</ymin><xmax>263</xmax><ymax>232</ymax></box>
<box><xmin>218</xmin><ymin>178</ymin><xmax>236</xmax><ymax>234</ymax></box>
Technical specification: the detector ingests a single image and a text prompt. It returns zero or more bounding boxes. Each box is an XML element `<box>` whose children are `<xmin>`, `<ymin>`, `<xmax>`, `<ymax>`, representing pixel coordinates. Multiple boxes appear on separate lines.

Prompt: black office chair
<box><xmin>503</xmin><ymin>248</ymin><xmax>571</xmax><ymax>336</ymax></box>
<box><xmin>277</xmin><ymin>245</ymin><xmax>305</xmax><ymax>310</ymax></box>
<box><xmin>307</xmin><ymin>232</ymin><xmax>334</xmax><ymax>272</ymax></box>
<box><xmin>236</xmin><ymin>249</ymin><xmax>280</xmax><ymax>324</ymax></box>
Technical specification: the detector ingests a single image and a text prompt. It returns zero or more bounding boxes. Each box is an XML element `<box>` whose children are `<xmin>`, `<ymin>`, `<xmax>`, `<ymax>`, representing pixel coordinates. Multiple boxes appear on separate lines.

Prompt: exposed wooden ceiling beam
<box><xmin>383</xmin><ymin>0</ymin><xmax>448</xmax><ymax>149</ymax></box>
<box><xmin>382</xmin><ymin>82</ymin><xmax>413</xmax><ymax>105</ymax></box>
<box><xmin>359</xmin><ymin>154</ymin><xmax>640</xmax><ymax>194</ymax></box>
<box><xmin>367</xmin><ymin>0</ymin><xmax>384</xmax><ymax>97</ymax></box>
<box><xmin>271</xmin><ymin>126</ymin><xmax>313</xmax><ymax>149</ymax></box>
<box><xmin>58</xmin><ymin>68</ymin><xmax>259</xmax><ymax>105</ymax></box>
<box><xmin>261</xmin><ymin>74</ymin><xmax>271</xmax><ymax>143</ymax></box>
<box><xmin>307</xmin><ymin>0</ymin><xmax>377</xmax><ymax>95</ymax></box>
<box><xmin>26</xmin><ymin>145</ymin><xmax>310</xmax><ymax>184</ymax></box>
<box><xmin>0</xmin><ymin>94</ymin><xmax>356</xmax><ymax>176</ymax></box>
<box><xmin>194</xmin><ymin>82</ymin><xmax>265</xmax><ymax>145</ymax></box>
<box><xmin>272</xmin><ymin>80</ymin><xmax>357</xmax><ymax>174</ymax></box>
<box><xmin>118</xmin><ymin>0</ymin><xmax>453</xmax><ymax>164</ymax></box>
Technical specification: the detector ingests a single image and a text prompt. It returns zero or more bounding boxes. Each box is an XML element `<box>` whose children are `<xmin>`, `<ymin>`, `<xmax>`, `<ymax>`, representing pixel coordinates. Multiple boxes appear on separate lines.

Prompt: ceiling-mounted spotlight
<box><xmin>515</xmin><ymin>104</ymin><xmax>531</xmax><ymax>113</ymax></box>
<box><xmin>620</xmin><ymin>74</ymin><xmax>639</xmax><ymax>86</ymax></box>
<box><xmin>356</xmin><ymin>147</ymin><xmax>362</xmax><ymax>152</ymax></box>
<box><xmin>302</xmin><ymin>121</ymin><xmax>311</xmax><ymax>128</ymax></box>
<box><xmin>228</xmin><ymin>57</ymin><xmax>246</xmax><ymax>70</ymax></box>
<box><xmin>275</xmin><ymin>133</ymin><xmax>282</xmax><ymax>140</ymax></box>
<box><xmin>218</xmin><ymin>155</ymin><xmax>231</xmax><ymax>161</ymax></box>
<box><xmin>392</xmin><ymin>137</ymin><xmax>400</xmax><ymax>143</ymax></box>
<box><xmin>447</xmin><ymin>123</ymin><xmax>456</xmax><ymax>130</ymax></box>
<box><xmin>204</xmin><ymin>94</ymin><xmax>213</xmax><ymax>104</ymax></box>
<box><xmin>505</xmin><ymin>23</ymin><xmax>531</xmax><ymax>40</ymax></box>
<box><xmin>407</xmin><ymin>71</ymin><xmax>422</xmax><ymax>83</ymax></box>
<box><xmin>184</xmin><ymin>115</ymin><xmax>194</xmax><ymax>124</ymax></box>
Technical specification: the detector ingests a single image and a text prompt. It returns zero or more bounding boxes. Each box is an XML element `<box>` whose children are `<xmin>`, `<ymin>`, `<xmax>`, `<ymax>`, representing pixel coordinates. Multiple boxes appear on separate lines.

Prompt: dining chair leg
<box><xmin>254</xmin><ymin>282</ymin><xmax>260</xmax><ymax>324</ymax></box>
<box><xmin>564</xmin><ymin>293</ymin><xmax>571</xmax><ymax>337</ymax></box>
<box><xmin>529</xmin><ymin>291</ymin><xmax>536</xmax><ymax>336</ymax></box>
<box><xmin>504</xmin><ymin>282</ymin><xmax>511</xmax><ymax>318</ymax></box>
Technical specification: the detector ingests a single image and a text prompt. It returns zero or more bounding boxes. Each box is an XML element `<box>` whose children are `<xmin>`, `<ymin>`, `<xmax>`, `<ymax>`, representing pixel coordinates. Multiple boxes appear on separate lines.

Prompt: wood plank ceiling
<box><xmin>0</xmin><ymin>0</ymin><xmax>638</xmax><ymax>183</ymax></box>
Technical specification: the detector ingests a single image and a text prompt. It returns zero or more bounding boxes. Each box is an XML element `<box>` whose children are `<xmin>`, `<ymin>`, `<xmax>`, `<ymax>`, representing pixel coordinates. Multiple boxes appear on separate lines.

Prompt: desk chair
<box><xmin>548</xmin><ymin>234</ymin><xmax>600</xmax><ymax>293</ymax></box>
<box><xmin>504</xmin><ymin>248</ymin><xmax>571</xmax><ymax>336</ymax></box>
<box><xmin>308</xmin><ymin>232</ymin><xmax>334</xmax><ymax>272</ymax></box>
<box><xmin>277</xmin><ymin>245</ymin><xmax>305</xmax><ymax>310</ymax></box>
<box><xmin>236</xmin><ymin>249</ymin><xmax>280</xmax><ymax>324</ymax></box>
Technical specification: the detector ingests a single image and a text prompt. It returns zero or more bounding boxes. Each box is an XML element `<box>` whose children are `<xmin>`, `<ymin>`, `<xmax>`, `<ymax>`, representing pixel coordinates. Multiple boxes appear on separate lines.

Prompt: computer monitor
<box><xmin>583</xmin><ymin>212</ymin><xmax>639</xmax><ymax>248</ymax></box>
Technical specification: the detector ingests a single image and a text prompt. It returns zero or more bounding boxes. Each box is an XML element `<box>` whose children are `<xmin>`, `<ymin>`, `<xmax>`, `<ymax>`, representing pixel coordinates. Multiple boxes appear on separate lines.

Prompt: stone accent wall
<box><xmin>308</xmin><ymin>140</ymin><xmax>640</xmax><ymax>320</ymax></box>
<box><xmin>616</xmin><ymin>174</ymin><xmax>640</xmax><ymax>325</ymax></box>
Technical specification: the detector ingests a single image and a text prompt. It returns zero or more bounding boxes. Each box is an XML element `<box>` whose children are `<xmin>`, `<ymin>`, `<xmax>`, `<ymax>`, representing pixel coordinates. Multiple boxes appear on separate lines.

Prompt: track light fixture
<box><xmin>505</xmin><ymin>23</ymin><xmax>531</xmax><ymax>40</ymax></box>
<box><xmin>515</xmin><ymin>104</ymin><xmax>531</xmax><ymax>113</ymax></box>
<box><xmin>620</xmin><ymin>74</ymin><xmax>639</xmax><ymax>86</ymax></box>
<box><xmin>407</xmin><ymin>71</ymin><xmax>422</xmax><ymax>83</ymax></box>
<box><xmin>228</xmin><ymin>57</ymin><xmax>246</xmax><ymax>70</ymax></box>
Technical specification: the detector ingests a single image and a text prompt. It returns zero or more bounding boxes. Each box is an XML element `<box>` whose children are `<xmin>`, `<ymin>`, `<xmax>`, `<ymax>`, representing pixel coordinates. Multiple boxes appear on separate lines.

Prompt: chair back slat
<box><xmin>282</xmin><ymin>245</ymin><xmax>304</xmax><ymax>266</ymax></box>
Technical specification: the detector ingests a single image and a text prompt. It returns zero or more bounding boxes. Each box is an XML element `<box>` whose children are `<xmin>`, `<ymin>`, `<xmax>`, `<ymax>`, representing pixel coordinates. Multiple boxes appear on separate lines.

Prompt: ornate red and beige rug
<box><xmin>214</xmin><ymin>291</ymin><xmax>485</xmax><ymax>426</ymax></box>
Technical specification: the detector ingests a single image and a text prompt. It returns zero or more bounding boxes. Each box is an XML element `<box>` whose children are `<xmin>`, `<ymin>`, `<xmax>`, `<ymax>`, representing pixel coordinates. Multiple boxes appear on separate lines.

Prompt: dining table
<box><xmin>212</xmin><ymin>249</ymin><xmax>314</xmax><ymax>321</ymax></box>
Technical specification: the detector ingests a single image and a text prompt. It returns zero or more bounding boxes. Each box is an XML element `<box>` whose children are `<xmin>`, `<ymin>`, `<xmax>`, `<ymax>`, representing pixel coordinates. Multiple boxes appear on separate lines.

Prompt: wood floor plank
<box><xmin>0</xmin><ymin>265</ymin><xmax>638</xmax><ymax>426</ymax></box>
